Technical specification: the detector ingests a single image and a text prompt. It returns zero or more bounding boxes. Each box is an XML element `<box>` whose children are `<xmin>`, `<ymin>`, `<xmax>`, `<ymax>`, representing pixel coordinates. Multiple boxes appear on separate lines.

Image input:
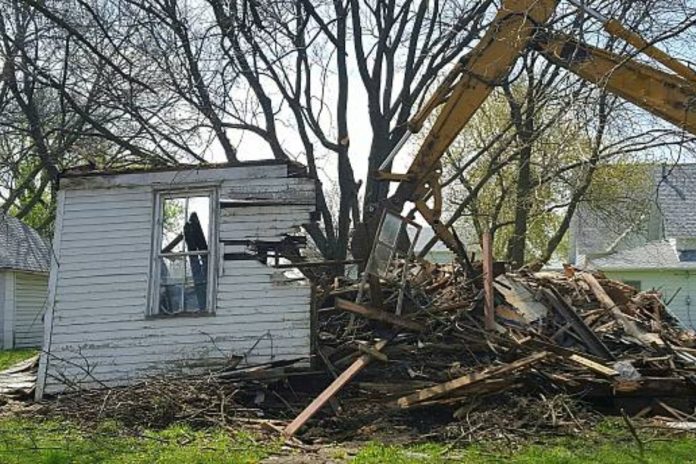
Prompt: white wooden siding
<box><xmin>13</xmin><ymin>271</ymin><xmax>48</xmax><ymax>348</ymax></box>
<box><xmin>41</xmin><ymin>164</ymin><xmax>315</xmax><ymax>396</ymax></box>
<box><xmin>604</xmin><ymin>270</ymin><xmax>696</xmax><ymax>329</ymax></box>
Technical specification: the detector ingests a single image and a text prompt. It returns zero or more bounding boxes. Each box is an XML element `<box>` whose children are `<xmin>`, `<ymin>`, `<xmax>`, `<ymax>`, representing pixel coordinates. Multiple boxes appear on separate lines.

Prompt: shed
<box><xmin>37</xmin><ymin>161</ymin><xmax>317</xmax><ymax>398</ymax></box>
<box><xmin>0</xmin><ymin>212</ymin><xmax>50</xmax><ymax>349</ymax></box>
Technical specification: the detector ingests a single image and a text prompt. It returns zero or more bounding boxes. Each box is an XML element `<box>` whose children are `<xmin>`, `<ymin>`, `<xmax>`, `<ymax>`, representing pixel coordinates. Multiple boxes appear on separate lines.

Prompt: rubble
<box><xmin>286</xmin><ymin>261</ymin><xmax>696</xmax><ymax>437</ymax></box>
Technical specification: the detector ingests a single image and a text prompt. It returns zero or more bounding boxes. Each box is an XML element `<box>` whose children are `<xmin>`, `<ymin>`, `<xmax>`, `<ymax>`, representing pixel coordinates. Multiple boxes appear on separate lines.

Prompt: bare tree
<box><xmin>4</xmin><ymin>0</ymin><xmax>498</xmax><ymax>262</ymax></box>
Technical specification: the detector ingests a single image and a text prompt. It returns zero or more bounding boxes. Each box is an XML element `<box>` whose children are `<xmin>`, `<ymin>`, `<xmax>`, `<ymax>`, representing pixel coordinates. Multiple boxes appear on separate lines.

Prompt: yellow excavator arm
<box><xmin>372</xmin><ymin>0</ymin><xmax>696</xmax><ymax>261</ymax></box>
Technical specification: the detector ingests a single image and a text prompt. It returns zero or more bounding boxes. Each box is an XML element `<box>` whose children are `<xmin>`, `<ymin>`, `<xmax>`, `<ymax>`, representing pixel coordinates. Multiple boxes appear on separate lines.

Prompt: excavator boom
<box><xmin>535</xmin><ymin>32</ymin><xmax>696</xmax><ymax>135</ymax></box>
<box><xmin>368</xmin><ymin>0</ymin><xmax>696</xmax><ymax>263</ymax></box>
<box><xmin>376</xmin><ymin>0</ymin><xmax>559</xmax><ymax>260</ymax></box>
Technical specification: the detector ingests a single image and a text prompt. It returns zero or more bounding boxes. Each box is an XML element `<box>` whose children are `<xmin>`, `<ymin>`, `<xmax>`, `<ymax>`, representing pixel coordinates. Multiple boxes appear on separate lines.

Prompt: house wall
<box><xmin>425</xmin><ymin>250</ymin><xmax>453</xmax><ymax>265</ymax></box>
<box><xmin>38</xmin><ymin>163</ymin><xmax>316</xmax><ymax>397</ymax></box>
<box><xmin>13</xmin><ymin>271</ymin><xmax>48</xmax><ymax>348</ymax></box>
<box><xmin>603</xmin><ymin>269</ymin><xmax>696</xmax><ymax>329</ymax></box>
<box><xmin>0</xmin><ymin>271</ymin><xmax>5</xmax><ymax>347</ymax></box>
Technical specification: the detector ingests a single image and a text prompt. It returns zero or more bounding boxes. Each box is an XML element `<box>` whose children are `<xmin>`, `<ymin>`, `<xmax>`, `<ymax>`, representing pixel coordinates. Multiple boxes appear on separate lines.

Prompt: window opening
<box><xmin>155</xmin><ymin>193</ymin><xmax>212</xmax><ymax>315</ymax></box>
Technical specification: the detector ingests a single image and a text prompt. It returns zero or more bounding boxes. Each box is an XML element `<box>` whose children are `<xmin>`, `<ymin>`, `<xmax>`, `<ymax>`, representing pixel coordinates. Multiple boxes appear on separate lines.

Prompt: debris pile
<box><xmin>295</xmin><ymin>263</ymin><xmax>696</xmax><ymax>438</ymax></box>
<box><xmin>12</xmin><ymin>262</ymin><xmax>696</xmax><ymax>443</ymax></box>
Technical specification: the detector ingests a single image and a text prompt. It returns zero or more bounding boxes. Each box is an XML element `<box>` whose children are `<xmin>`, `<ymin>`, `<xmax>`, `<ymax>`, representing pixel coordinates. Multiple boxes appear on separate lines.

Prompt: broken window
<box><xmin>152</xmin><ymin>192</ymin><xmax>214</xmax><ymax>316</ymax></box>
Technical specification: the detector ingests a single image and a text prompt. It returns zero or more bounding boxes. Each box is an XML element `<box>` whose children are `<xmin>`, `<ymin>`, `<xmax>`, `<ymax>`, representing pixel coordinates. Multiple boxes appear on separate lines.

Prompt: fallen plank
<box><xmin>396</xmin><ymin>351</ymin><xmax>549</xmax><ymax>409</ymax></box>
<box><xmin>579</xmin><ymin>273</ymin><xmax>664</xmax><ymax>347</ymax></box>
<box><xmin>567</xmin><ymin>353</ymin><xmax>619</xmax><ymax>377</ymax></box>
<box><xmin>357</xmin><ymin>343</ymin><xmax>388</xmax><ymax>362</ymax></box>
<box><xmin>283</xmin><ymin>339</ymin><xmax>388</xmax><ymax>438</ymax></box>
<box><xmin>335</xmin><ymin>298</ymin><xmax>424</xmax><ymax>332</ymax></box>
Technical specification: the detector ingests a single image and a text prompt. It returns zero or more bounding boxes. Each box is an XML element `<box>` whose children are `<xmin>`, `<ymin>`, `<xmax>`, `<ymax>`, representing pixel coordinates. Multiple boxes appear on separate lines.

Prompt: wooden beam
<box><xmin>396</xmin><ymin>351</ymin><xmax>549</xmax><ymax>409</ymax></box>
<box><xmin>335</xmin><ymin>298</ymin><xmax>424</xmax><ymax>332</ymax></box>
<box><xmin>567</xmin><ymin>353</ymin><xmax>619</xmax><ymax>377</ymax></box>
<box><xmin>579</xmin><ymin>273</ymin><xmax>664</xmax><ymax>347</ymax></box>
<box><xmin>283</xmin><ymin>340</ymin><xmax>388</xmax><ymax>438</ymax></box>
<box><xmin>482</xmin><ymin>231</ymin><xmax>495</xmax><ymax>331</ymax></box>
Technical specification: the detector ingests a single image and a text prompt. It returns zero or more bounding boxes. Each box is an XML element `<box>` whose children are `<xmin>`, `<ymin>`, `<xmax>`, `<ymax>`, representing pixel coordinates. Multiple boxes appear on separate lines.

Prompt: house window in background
<box><xmin>152</xmin><ymin>191</ymin><xmax>215</xmax><ymax>316</ymax></box>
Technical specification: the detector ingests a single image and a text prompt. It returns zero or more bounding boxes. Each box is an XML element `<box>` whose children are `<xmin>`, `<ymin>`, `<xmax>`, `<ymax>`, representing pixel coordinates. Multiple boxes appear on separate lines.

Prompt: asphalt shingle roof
<box><xmin>656</xmin><ymin>164</ymin><xmax>696</xmax><ymax>238</ymax></box>
<box><xmin>588</xmin><ymin>239</ymin><xmax>696</xmax><ymax>270</ymax></box>
<box><xmin>574</xmin><ymin>164</ymin><xmax>696</xmax><ymax>269</ymax></box>
<box><xmin>0</xmin><ymin>212</ymin><xmax>50</xmax><ymax>273</ymax></box>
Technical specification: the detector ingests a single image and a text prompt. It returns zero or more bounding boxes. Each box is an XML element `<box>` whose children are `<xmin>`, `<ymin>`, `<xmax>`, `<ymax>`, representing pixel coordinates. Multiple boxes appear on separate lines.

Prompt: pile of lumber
<box><xmin>284</xmin><ymin>263</ymin><xmax>696</xmax><ymax>437</ymax></box>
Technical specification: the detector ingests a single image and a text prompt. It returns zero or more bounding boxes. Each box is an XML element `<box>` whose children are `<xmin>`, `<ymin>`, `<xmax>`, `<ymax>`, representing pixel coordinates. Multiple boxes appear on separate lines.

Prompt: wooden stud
<box><xmin>283</xmin><ymin>340</ymin><xmax>388</xmax><ymax>438</ymax></box>
<box><xmin>567</xmin><ymin>353</ymin><xmax>619</xmax><ymax>377</ymax></box>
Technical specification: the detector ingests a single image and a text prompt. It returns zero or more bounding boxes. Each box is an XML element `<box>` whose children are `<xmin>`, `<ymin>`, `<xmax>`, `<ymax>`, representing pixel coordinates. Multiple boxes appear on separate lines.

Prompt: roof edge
<box><xmin>60</xmin><ymin>159</ymin><xmax>308</xmax><ymax>180</ymax></box>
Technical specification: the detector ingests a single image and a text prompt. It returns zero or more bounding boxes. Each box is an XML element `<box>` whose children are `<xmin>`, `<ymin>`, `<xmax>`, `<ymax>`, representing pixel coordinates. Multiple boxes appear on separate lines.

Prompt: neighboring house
<box><xmin>37</xmin><ymin>161</ymin><xmax>317</xmax><ymax>398</ymax></box>
<box><xmin>0</xmin><ymin>212</ymin><xmax>50</xmax><ymax>349</ymax></box>
<box><xmin>569</xmin><ymin>164</ymin><xmax>696</xmax><ymax>328</ymax></box>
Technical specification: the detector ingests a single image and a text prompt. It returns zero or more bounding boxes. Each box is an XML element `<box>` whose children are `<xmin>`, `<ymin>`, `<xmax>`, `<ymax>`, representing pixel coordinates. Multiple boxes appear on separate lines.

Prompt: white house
<box><xmin>570</xmin><ymin>164</ymin><xmax>696</xmax><ymax>329</ymax></box>
<box><xmin>0</xmin><ymin>212</ymin><xmax>50</xmax><ymax>349</ymax></box>
<box><xmin>37</xmin><ymin>161</ymin><xmax>317</xmax><ymax>398</ymax></box>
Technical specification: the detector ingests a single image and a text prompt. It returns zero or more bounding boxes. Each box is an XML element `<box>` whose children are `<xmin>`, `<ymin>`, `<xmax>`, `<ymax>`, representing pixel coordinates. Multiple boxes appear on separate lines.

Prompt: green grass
<box><xmin>352</xmin><ymin>436</ymin><xmax>696</xmax><ymax>463</ymax></box>
<box><xmin>0</xmin><ymin>349</ymin><xmax>37</xmax><ymax>371</ymax></box>
<box><xmin>0</xmin><ymin>419</ymin><xmax>280</xmax><ymax>464</ymax></box>
<box><xmin>3</xmin><ymin>417</ymin><xmax>696</xmax><ymax>463</ymax></box>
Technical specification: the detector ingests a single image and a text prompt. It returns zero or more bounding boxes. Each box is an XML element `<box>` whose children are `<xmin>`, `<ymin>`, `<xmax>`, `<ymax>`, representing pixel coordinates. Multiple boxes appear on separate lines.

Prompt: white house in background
<box><xmin>0</xmin><ymin>212</ymin><xmax>50</xmax><ymax>349</ymax></box>
<box><xmin>37</xmin><ymin>161</ymin><xmax>317</xmax><ymax>398</ymax></box>
<box><xmin>569</xmin><ymin>164</ymin><xmax>696</xmax><ymax>329</ymax></box>
<box><xmin>416</xmin><ymin>227</ymin><xmax>455</xmax><ymax>264</ymax></box>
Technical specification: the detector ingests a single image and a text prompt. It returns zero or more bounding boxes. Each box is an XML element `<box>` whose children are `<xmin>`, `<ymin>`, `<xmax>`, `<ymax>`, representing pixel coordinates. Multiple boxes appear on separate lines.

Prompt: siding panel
<box><xmin>14</xmin><ymin>272</ymin><xmax>48</xmax><ymax>348</ymax></box>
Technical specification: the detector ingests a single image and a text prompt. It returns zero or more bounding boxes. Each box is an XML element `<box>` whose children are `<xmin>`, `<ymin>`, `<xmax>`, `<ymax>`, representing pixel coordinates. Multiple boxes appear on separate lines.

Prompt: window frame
<box><xmin>148</xmin><ymin>187</ymin><xmax>218</xmax><ymax>317</ymax></box>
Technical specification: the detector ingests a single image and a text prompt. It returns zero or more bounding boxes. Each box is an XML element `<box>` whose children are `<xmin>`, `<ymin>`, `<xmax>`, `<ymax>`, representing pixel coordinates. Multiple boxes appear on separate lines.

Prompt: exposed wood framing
<box><xmin>482</xmin><ymin>232</ymin><xmax>495</xmax><ymax>331</ymax></box>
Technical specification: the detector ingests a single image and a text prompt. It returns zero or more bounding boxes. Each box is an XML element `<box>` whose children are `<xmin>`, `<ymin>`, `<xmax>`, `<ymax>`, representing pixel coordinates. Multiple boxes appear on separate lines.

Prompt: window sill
<box><xmin>146</xmin><ymin>311</ymin><xmax>216</xmax><ymax>320</ymax></box>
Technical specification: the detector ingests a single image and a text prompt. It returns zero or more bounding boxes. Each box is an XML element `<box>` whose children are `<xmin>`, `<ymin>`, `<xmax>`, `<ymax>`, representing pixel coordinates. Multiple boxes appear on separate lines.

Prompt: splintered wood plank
<box><xmin>335</xmin><ymin>298</ymin><xmax>424</xmax><ymax>332</ymax></box>
<box><xmin>579</xmin><ymin>273</ymin><xmax>664</xmax><ymax>347</ymax></box>
<box><xmin>567</xmin><ymin>354</ymin><xmax>619</xmax><ymax>377</ymax></box>
<box><xmin>283</xmin><ymin>340</ymin><xmax>388</xmax><ymax>438</ymax></box>
<box><xmin>396</xmin><ymin>351</ymin><xmax>549</xmax><ymax>409</ymax></box>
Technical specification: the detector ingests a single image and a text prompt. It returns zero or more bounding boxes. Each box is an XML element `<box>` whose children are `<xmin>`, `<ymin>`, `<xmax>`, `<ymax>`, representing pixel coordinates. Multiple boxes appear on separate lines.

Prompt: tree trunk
<box><xmin>362</xmin><ymin>124</ymin><xmax>393</xmax><ymax>219</ymax></box>
<box><xmin>508</xmin><ymin>136</ymin><xmax>532</xmax><ymax>268</ymax></box>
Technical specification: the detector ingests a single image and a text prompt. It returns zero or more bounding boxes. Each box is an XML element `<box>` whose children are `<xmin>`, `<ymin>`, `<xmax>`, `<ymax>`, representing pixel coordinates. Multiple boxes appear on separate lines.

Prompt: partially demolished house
<box><xmin>36</xmin><ymin>161</ymin><xmax>316</xmax><ymax>398</ymax></box>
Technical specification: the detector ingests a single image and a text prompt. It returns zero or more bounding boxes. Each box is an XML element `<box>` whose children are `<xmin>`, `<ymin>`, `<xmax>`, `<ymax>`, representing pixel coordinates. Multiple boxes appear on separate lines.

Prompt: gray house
<box><xmin>570</xmin><ymin>164</ymin><xmax>696</xmax><ymax>328</ymax></box>
<box><xmin>0</xmin><ymin>212</ymin><xmax>50</xmax><ymax>349</ymax></box>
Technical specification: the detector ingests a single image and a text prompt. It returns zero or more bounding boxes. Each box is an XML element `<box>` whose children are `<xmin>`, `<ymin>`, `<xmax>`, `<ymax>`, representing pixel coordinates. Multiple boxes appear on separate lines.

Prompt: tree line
<box><xmin>1</xmin><ymin>0</ymin><xmax>695</xmax><ymax>267</ymax></box>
